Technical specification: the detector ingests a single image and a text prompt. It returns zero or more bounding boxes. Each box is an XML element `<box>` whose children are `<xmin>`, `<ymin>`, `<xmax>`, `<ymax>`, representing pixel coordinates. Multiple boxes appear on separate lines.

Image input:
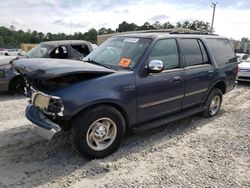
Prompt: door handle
<box><xmin>173</xmin><ymin>76</ymin><xmax>181</xmax><ymax>82</ymax></box>
<box><xmin>208</xmin><ymin>70</ymin><xmax>214</xmax><ymax>74</ymax></box>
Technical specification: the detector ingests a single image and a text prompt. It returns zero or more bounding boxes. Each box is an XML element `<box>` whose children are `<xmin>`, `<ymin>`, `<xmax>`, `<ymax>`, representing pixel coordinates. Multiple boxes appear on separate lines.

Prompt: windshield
<box><xmin>83</xmin><ymin>37</ymin><xmax>151</xmax><ymax>70</ymax></box>
<box><xmin>26</xmin><ymin>43</ymin><xmax>54</xmax><ymax>58</ymax></box>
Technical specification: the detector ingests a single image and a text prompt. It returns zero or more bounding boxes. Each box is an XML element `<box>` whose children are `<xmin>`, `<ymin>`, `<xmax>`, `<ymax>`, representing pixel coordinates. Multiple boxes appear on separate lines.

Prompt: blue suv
<box><xmin>12</xmin><ymin>33</ymin><xmax>238</xmax><ymax>159</ymax></box>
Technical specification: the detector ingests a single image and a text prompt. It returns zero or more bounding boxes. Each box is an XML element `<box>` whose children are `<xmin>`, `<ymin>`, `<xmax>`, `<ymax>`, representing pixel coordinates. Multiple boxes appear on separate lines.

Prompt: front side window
<box><xmin>148</xmin><ymin>39</ymin><xmax>179</xmax><ymax>70</ymax></box>
<box><xmin>50</xmin><ymin>45</ymin><xmax>68</xmax><ymax>59</ymax></box>
<box><xmin>180</xmin><ymin>39</ymin><xmax>206</xmax><ymax>67</ymax></box>
<box><xmin>84</xmin><ymin>37</ymin><xmax>151</xmax><ymax>70</ymax></box>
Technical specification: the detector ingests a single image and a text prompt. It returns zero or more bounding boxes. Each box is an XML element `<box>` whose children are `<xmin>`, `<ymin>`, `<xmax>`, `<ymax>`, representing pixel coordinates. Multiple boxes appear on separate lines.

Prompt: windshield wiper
<box><xmin>84</xmin><ymin>58</ymin><xmax>112</xmax><ymax>69</ymax></box>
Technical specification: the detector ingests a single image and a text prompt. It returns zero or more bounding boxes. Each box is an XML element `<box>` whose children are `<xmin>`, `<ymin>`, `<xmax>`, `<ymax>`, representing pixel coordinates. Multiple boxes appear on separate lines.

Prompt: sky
<box><xmin>0</xmin><ymin>0</ymin><xmax>250</xmax><ymax>40</ymax></box>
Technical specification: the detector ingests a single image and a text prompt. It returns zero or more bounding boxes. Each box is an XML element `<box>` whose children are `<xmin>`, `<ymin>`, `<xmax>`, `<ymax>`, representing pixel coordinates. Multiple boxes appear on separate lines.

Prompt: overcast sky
<box><xmin>0</xmin><ymin>0</ymin><xmax>250</xmax><ymax>40</ymax></box>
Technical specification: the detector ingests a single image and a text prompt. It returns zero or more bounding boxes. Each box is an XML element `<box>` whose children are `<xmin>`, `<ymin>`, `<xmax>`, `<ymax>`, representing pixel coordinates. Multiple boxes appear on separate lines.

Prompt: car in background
<box><xmin>26</xmin><ymin>40</ymin><xmax>96</xmax><ymax>60</ymax></box>
<box><xmin>0</xmin><ymin>40</ymin><xmax>96</xmax><ymax>94</ymax></box>
<box><xmin>237</xmin><ymin>56</ymin><xmax>250</xmax><ymax>82</ymax></box>
<box><xmin>0</xmin><ymin>49</ymin><xmax>25</xmax><ymax>56</ymax></box>
<box><xmin>236</xmin><ymin>53</ymin><xmax>249</xmax><ymax>63</ymax></box>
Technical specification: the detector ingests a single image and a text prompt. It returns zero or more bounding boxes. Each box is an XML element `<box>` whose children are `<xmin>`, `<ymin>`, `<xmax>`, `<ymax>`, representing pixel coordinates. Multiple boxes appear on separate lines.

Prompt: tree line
<box><xmin>0</xmin><ymin>20</ymin><xmax>245</xmax><ymax>48</ymax></box>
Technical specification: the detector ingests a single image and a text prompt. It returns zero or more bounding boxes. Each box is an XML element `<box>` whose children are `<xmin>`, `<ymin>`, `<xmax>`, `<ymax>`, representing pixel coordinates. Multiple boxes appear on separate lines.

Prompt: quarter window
<box><xmin>148</xmin><ymin>39</ymin><xmax>179</xmax><ymax>70</ymax></box>
<box><xmin>206</xmin><ymin>38</ymin><xmax>236</xmax><ymax>65</ymax></box>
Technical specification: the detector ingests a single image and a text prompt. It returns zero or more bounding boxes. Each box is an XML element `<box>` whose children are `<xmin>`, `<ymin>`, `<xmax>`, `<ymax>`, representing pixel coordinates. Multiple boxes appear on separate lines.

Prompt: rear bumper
<box><xmin>237</xmin><ymin>76</ymin><xmax>250</xmax><ymax>82</ymax></box>
<box><xmin>25</xmin><ymin>105</ymin><xmax>61</xmax><ymax>140</ymax></box>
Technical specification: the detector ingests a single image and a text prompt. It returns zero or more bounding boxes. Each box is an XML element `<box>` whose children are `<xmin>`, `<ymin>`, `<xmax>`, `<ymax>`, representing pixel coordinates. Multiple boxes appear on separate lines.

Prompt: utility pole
<box><xmin>70</xmin><ymin>20</ymin><xmax>72</xmax><ymax>36</ymax></box>
<box><xmin>210</xmin><ymin>2</ymin><xmax>218</xmax><ymax>33</ymax></box>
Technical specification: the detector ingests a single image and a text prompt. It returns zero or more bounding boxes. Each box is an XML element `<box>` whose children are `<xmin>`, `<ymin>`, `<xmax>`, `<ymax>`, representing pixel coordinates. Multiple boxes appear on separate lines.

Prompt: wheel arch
<box><xmin>72</xmin><ymin>102</ymin><xmax>130</xmax><ymax>131</ymax></box>
<box><xmin>204</xmin><ymin>80</ymin><xmax>226</xmax><ymax>103</ymax></box>
<box><xmin>213</xmin><ymin>81</ymin><xmax>227</xmax><ymax>94</ymax></box>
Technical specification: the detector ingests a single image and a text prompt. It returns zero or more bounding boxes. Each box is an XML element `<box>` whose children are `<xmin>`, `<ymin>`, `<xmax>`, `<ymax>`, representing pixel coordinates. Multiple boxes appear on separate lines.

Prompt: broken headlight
<box><xmin>32</xmin><ymin>91</ymin><xmax>64</xmax><ymax>116</ymax></box>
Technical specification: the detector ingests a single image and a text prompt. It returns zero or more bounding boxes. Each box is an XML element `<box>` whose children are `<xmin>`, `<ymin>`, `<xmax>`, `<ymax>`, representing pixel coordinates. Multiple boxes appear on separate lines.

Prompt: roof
<box><xmin>41</xmin><ymin>40</ymin><xmax>91</xmax><ymax>45</ymax></box>
<box><xmin>116</xmin><ymin>32</ymin><xmax>224</xmax><ymax>40</ymax></box>
<box><xmin>97</xmin><ymin>29</ymin><xmax>226</xmax><ymax>45</ymax></box>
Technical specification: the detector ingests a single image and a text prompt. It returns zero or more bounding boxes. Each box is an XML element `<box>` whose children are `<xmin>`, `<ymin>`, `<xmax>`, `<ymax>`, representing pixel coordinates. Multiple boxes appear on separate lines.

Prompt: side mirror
<box><xmin>148</xmin><ymin>60</ymin><xmax>164</xmax><ymax>73</ymax></box>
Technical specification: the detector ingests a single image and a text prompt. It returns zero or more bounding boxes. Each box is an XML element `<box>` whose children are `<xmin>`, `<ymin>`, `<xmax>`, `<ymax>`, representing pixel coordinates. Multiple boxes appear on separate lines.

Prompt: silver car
<box><xmin>237</xmin><ymin>56</ymin><xmax>250</xmax><ymax>82</ymax></box>
<box><xmin>0</xmin><ymin>56</ymin><xmax>23</xmax><ymax>93</ymax></box>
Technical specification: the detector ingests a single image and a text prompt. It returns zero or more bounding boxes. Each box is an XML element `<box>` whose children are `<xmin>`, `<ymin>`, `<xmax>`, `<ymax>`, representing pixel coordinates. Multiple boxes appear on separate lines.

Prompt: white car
<box><xmin>236</xmin><ymin>53</ymin><xmax>249</xmax><ymax>63</ymax></box>
<box><xmin>237</xmin><ymin>56</ymin><xmax>250</xmax><ymax>82</ymax></box>
<box><xmin>0</xmin><ymin>49</ymin><xmax>25</xmax><ymax>56</ymax></box>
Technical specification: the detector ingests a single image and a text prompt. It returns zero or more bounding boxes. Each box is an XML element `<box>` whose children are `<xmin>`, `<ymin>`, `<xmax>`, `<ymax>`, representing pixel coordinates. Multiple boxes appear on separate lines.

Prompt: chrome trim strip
<box><xmin>161</xmin><ymin>68</ymin><xmax>184</xmax><ymax>73</ymax></box>
<box><xmin>139</xmin><ymin>94</ymin><xmax>184</xmax><ymax>109</ymax></box>
<box><xmin>149</xmin><ymin>68</ymin><xmax>184</xmax><ymax>76</ymax></box>
<box><xmin>184</xmin><ymin>64</ymin><xmax>211</xmax><ymax>70</ymax></box>
<box><xmin>185</xmin><ymin>88</ymin><xmax>207</xmax><ymax>97</ymax></box>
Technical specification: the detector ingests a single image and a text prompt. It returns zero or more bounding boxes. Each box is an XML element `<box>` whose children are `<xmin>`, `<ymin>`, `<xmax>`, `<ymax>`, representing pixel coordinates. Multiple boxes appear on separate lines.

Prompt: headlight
<box><xmin>0</xmin><ymin>70</ymin><xmax>5</xmax><ymax>78</ymax></box>
<box><xmin>33</xmin><ymin>93</ymin><xmax>50</xmax><ymax>109</ymax></box>
<box><xmin>32</xmin><ymin>91</ymin><xmax>64</xmax><ymax>116</ymax></box>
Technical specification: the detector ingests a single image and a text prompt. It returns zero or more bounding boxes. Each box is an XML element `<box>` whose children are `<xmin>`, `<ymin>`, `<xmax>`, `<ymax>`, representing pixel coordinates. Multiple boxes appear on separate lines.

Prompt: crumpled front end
<box><xmin>26</xmin><ymin>89</ymin><xmax>64</xmax><ymax>140</ymax></box>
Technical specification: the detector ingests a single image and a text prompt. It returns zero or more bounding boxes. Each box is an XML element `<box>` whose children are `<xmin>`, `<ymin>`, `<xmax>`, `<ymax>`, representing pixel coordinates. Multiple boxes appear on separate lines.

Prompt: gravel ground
<box><xmin>0</xmin><ymin>83</ymin><xmax>249</xmax><ymax>188</ymax></box>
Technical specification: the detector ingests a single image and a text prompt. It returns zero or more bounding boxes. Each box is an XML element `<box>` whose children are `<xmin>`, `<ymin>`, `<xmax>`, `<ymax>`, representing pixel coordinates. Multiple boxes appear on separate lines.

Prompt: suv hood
<box><xmin>11</xmin><ymin>58</ymin><xmax>115</xmax><ymax>80</ymax></box>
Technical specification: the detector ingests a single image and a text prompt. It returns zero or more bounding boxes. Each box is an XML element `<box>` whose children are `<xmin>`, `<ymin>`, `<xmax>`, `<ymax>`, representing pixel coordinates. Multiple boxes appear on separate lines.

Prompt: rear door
<box><xmin>179</xmin><ymin>38</ymin><xmax>214</xmax><ymax>108</ymax></box>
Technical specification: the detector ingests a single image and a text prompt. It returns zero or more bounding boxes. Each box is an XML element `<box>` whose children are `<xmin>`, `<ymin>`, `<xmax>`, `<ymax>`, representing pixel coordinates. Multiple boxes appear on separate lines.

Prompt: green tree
<box><xmin>241</xmin><ymin>37</ymin><xmax>250</xmax><ymax>42</ymax></box>
<box><xmin>83</xmin><ymin>28</ymin><xmax>98</xmax><ymax>43</ymax></box>
<box><xmin>162</xmin><ymin>22</ymin><xmax>174</xmax><ymax>29</ymax></box>
<box><xmin>117</xmin><ymin>21</ymin><xmax>138</xmax><ymax>32</ymax></box>
<box><xmin>0</xmin><ymin>36</ymin><xmax>4</xmax><ymax>47</ymax></box>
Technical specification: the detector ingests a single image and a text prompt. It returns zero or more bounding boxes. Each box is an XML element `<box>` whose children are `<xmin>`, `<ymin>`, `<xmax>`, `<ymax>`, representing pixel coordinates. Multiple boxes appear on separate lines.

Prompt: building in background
<box><xmin>21</xmin><ymin>43</ymin><xmax>37</xmax><ymax>52</ymax></box>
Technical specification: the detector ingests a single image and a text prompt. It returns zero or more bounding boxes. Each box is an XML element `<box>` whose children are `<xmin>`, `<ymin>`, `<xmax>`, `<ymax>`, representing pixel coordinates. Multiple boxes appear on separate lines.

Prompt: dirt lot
<box><xmin>0</xmin><ymin>83</ymin><xmax>249</xmax><ymax>188</ymax></box>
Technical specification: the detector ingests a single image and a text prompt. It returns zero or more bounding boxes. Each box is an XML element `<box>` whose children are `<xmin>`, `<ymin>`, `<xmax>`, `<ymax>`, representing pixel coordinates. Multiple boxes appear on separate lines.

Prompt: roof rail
<box><xmin>138</xmin><ymin>28</ymin><xmax>217</xmax><ymax>35</ymax></box>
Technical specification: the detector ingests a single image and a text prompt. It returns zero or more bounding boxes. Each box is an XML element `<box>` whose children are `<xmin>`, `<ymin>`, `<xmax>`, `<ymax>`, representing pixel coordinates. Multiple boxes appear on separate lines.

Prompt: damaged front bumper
<box><xmin>26</xmin><ymin>105</ymin><xmax>61</xmax><ymax>140</ymax></box>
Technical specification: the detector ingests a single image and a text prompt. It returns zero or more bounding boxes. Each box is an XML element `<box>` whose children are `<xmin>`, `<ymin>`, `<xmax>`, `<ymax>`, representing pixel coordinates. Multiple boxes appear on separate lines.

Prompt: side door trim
<box><xmin>139</xmin><ymin>94</ymin><xmax>184</xmax><ymax>109</ymax></box>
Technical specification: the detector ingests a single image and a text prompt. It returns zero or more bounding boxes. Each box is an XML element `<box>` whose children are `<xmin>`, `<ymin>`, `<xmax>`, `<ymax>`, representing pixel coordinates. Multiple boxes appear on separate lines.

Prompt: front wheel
<box><xmin>202</xmin><ymin>88</ymin><xmax>223</xmax><ymax>117</ymax></box>
<box><xmin>71</xmin><ymin>105</ymin><xmax>126</xmax><ymax>159</ymax></box>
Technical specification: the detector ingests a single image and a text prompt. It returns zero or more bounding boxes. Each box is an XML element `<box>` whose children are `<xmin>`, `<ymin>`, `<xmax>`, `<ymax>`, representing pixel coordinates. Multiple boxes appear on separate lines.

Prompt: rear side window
<box><xmin>206</xmin><ymin>38</ymin><xmax>236</xmax><ymax>65</ymax></box>
<box><xmin>71</xmin><ymin>44</ymin><xmax>90</xmax><ymax>57</ymax></box>
<box><xmin>180</xmin><ymin>39</ymin><xmax>209</xmax><ymax>67</ymax></box>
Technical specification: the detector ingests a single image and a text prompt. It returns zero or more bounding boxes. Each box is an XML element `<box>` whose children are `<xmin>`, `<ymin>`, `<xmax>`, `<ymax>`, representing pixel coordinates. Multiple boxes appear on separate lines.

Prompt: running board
<box><xmin>132</xmin><ymin>106</ymin><xmax>205</xmax><ymax>133</ymax></box>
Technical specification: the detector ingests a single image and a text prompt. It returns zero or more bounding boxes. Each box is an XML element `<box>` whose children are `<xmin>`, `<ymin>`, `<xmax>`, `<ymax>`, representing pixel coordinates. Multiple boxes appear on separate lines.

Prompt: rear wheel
<box><xmin>202</xmin><ymin>88</ymin><xmax>223</xmax><ymax>117</ymax></box>
<box><xmin>71</xmin><ymin>105</ymin><xmax>126</xmax><ymax>159</ymax></box>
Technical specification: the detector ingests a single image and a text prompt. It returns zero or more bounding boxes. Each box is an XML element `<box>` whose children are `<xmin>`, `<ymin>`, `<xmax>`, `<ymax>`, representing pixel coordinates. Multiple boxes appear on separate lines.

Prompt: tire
<box><xmin>71</xmin><ymin>105</ymin><xmax>126</xmax><ymax>159</ymax></box>
<box><xmin>9</xmin><ymin>76</ymin><xmax>25</xmax><ymax>95</ymax></box>
<box><xmin>202</xmin><ymin>88</ymin><xmax>223</xmax><ymax>118</ymax></box>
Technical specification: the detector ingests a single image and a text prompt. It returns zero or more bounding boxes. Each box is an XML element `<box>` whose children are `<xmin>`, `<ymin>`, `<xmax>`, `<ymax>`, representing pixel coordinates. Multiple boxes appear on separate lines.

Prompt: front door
<box><xmin>136</xmin><ymin>38</ymin><xmax>184</xmax><ymax>123</ymax></box>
